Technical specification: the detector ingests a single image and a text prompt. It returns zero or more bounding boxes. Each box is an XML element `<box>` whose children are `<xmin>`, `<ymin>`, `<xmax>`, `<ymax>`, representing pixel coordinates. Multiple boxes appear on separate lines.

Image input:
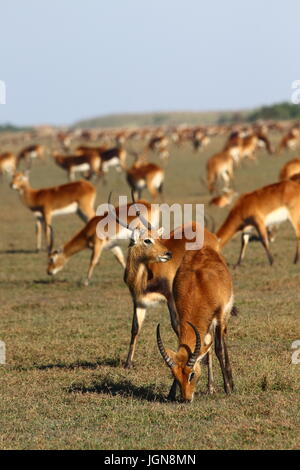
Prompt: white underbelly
<box><xmin>152</xmin><ymin>172</ymin><xmax>163</xmax><ymax>188</ymax></box>
<box><xmin>136</xmin><ymin>179</ymin><xmax>146</xmax><ymax>189</ymax></box>
<box><xmin>102</xmin><ymin>157</ymin><xmax>120</xmax><ymax>171</ymax></box>
<box><xmin>264</xmin><ymin>207</ymin><xmax>289</xmax><ymax>227</ymax></box>
<box><xmin>139</xmin><ymin>292</ymin><xmax>166</xmax><ymax>308</ymax></box>
<box><xmin>73</xmin><ymin>163</ymin><xmax>90</xmax><ymax>172</ymax></box>
<box><xmin>52</xmin><ymin>202</ymin><xmax>78</xmax><ymax>216</ymax></box>
<box><xmin>30</xmin><ymin>151</ymin><xmax>38</xmax><ymax>159</ymax></box>
<box><xmin>2</xmin><ymin>162</ymin><xmax>15</xmax><ymax>173</ymax></box>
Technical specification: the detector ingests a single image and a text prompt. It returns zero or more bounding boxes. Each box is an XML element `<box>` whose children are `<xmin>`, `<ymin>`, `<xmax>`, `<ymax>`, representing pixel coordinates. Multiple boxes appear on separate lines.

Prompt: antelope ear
<box><xmin>131</xmin><ymin>228</ymin><xmax>141</xmax><ymax>244</ymax></box>
<box><xmin>156</xmin><ymin>227</ymin><xmax>165</xmax><ymax>238</ymax></box>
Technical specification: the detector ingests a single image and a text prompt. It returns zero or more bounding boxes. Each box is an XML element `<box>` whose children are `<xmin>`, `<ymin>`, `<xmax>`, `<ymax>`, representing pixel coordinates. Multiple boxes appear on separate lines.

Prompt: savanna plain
<box><xmin>0</xmin><ymin>134</ymin><xmax>299</xmax><ymax>450</ymax></box>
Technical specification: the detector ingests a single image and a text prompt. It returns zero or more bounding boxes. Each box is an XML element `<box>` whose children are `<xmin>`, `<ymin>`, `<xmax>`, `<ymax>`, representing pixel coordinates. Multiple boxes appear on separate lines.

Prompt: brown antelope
<box><xmin>109</xmin><ymin>201</ymin><xmax>219</xmax><ymax>368</ymax></box>
<box><xmin>10</xmin><ymin>172</ymin><xmax>96</xmax><ymax>252</ymax></box>
<box><xmin>148</xmin><ymin>135</ymin><xmax>169</xmax><ymax>161</ymax></box>
<box><xmin>209</xmin><ymin>189</ymin><xmax>238</xmax><ymax>208</ymax></box>
<box><xmin>47</xmin><ymin>200</ymin><xmax>158</xmax><ymax>286</ymax></box>
<box><xmin>18</xmin><ymin>144</ymin><xmax>44</xmax><ymax>168</ymax></box>
<box><xmin>277</xmin><ymin>127</ymin><xmax>299</xmax><ymax>154</ymax></box>
<box><xmin>192</xmin><ymin>130</ymin><xmax>210</xmax><ymax>152</ymax></box>
<box><xmin>126</xmin><ymin>155</ymin><xmax>164</xmax><ymax>200</ymax></box>
<box><xmin>157</xmin><ymin>244</ymin><xmax>235</xmax><ymax>402</ymax></box>
<box><xmin>76</xmin><ymin>145</ymin><xmax>126</xmax><ymax>174</ymax></box>
<box><xmin>53</xmin><ymin>151</ymin><xmax>101</xmax><ymax>181</ymax></box>
<box><xmin>279</xmin><ymin>157</ymin><xmax>300</xmax><ymax>181</ymax></box>
<box><xmin>0</xmin><ymin>152</ymin><xmax>17</xmax><ymax>177</ymax></box>
<box><xmin>224</xmin><ymin>131</ymin><xmax>273</xmax><ymax>164</ymax></box>
<box><xmin>206</xmin><ymin>150</ymin><xmax>234</xmax><ymax>193</ymax></box>
<box><xmin>216</xmin><ymin>180</ymin><xmax>300</xmax><ymax>266</ymax></box>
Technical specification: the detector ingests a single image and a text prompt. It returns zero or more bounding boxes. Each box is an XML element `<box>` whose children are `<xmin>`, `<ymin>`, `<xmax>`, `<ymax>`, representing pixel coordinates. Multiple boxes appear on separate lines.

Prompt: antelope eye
<box><xmin>144</xmin><ymin>239</ymin><xmax>153</xmax><ymax>245</ymax></box>
<box><xmin>189</xmin><ymin>372</ymin><xmax>196</xmax><ymax>382</ymax></box>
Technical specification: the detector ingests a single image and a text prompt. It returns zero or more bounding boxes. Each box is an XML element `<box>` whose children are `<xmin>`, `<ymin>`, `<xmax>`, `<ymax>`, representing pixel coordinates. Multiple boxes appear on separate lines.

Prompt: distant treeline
<box><xmin>0</xmin><ymin>123</ymin><xmax>31</xmax><ymax>133</ymax></box>
<box><xmin>248</xmin><ymin>102</ymin><xmax>300</xmax><ymax>122</ymax></box>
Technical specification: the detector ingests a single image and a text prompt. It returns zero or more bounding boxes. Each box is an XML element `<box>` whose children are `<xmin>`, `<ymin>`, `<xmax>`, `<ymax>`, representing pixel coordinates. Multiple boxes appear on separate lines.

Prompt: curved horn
<box><xmin>156</xmin><ymin>324</ymin><xmax>175</xmax><ymax>369</ymax></box>
<box><xmin>131</xmin><ymin>189</ymin><xmax>155</xmax><ymax>231</ymax></box>
<box><xmin>107</xmin><ymin>192</ymin><xmax>133</xmax><ymax>232</ymax></box>
<box><xmin>186</xmin><ymin>322</ymin><xmax>201</xmax><ymax>368</ymax></box>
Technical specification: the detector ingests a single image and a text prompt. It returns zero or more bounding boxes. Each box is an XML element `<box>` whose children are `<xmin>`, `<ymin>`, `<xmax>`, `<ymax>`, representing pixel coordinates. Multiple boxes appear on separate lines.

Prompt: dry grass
<box><xmin>0</xmin><ymin>134</ymin><xmax>299</xmax><ymax>450</ymax></box>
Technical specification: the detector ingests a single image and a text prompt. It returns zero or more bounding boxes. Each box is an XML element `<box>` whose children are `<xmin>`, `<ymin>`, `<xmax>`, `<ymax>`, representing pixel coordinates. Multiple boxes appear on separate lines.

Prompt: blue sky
<box><xmin>0</xmin><ymin>0</ymin><xmax>299</xmax><ymax>126</ymax></box>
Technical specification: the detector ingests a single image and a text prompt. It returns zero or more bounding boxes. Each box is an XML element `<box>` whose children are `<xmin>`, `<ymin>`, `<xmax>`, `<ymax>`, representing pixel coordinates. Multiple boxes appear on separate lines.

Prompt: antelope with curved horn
<box><xmin>11</xmin><ymin>172</ymin><xmax>96</xmax><ymax>252</ymax></box>
<box><xmin>216</xmin><ymin>179</ymin><xmax>300</xmax><ymax>266</ymax></box>
<box><xmin>157</xmin><ymin>244</ymin><xmax>235</xmax><ymax>402</ymax></box>
<box><xmin>109</xmin><ymin>195</ymin><xmax>220</xmax><ymax>368</ymax></box>
<box><xmin>47</xmin><ymin>198</ymin><xmax>159</xmax><ymax>286</ymax></box>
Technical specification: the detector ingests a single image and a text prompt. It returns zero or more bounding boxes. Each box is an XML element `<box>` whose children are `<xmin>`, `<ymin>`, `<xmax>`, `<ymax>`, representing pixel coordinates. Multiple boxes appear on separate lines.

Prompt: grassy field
<box><xmin>0</xmin><ymin>134</ymin><xmax>299</xmax><ymax>450</ymax></box>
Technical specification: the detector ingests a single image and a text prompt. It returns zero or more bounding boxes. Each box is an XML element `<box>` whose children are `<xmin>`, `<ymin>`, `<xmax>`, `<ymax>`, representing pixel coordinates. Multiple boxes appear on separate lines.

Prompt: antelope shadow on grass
<box><xmin>67</xmin><ymin>378</ymin><xmax>167</xmax><ymax>403</ymax></box>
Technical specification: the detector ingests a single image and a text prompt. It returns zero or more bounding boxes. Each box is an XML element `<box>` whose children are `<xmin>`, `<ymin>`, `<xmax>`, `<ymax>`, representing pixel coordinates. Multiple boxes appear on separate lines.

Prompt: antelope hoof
<box><xmin>83</xmin><ymin>279</ymin><xmax>90</xmax><ymax>287</ymax></box>
<box><xmin>124</xmin><ymin>361</ymin><xmax>133</xmax><ymax>369</ymax></box>
<box><xmin>207</xmin><ymin>386</ymin><xmax>216</xmax><ymax>395</ymax></box>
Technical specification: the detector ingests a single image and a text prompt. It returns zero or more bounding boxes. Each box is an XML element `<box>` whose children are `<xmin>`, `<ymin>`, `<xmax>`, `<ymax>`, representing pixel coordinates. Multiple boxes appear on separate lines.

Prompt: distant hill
<box><xmin>73</xmin><ymin>110</ymin><xmax>250</xmax><ymax>129</ymax></box>
<box><xmin>73</xmin><ymin>102</ymin><xmax>300</xmax><ymax>129</ymax></box>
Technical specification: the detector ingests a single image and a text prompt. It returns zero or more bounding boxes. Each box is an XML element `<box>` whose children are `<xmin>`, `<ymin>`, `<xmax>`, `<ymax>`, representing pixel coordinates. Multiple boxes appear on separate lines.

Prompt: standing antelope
<box><xmin>126</xmin><ymin>158</ymin><xmax>165</xmax><ymax>200</ymax></box>
<box><xmin>277</xmin><ymin>127</ymin><xmax>299</xmax><ymax>154</ymax></box>
<box><xmin>11</xmin><ymin>172</ymin><xmax>96</xmax><ymax>252</ymax></box>
<box><xmin>76</xmin><ymin>145</ymin><xmax>126</xmax><ymax>175</ymax></box>
<box><xmin>18</xmin><ymin>144</ymin><xmax>44</xmax><ymax>168</ymax></box>
<box><xmin>110</xmin><ymin>202</ymin><xmax>219</xmax><ymax>368</ymax></box>
<box><xmin>47</xmin><ymin>199</ymin><xmax>158</xmax><ymax>286</ymax></box>
<box><xmin>157</xmin><ymin>244</ymin><xmax>235</xmax><ymax>402</ymax></box>
<box><xmin>206</xmin><ymin>150</ymin><xmax>234</xmax><ymax>193</ymax></box>
<box><xmin>53</xmin><ymin>151</ymin><xmax>101</xmax><ymax>181</ymax></box>
<box><xmin>216</xmin><ymin>180</ymin><xmax>300</xmax><ymax>266</ymax></box>
<box><xmin>0</xmin><ymin>152</ymin><xmax>17</xmax><ymax>177</ymax></box>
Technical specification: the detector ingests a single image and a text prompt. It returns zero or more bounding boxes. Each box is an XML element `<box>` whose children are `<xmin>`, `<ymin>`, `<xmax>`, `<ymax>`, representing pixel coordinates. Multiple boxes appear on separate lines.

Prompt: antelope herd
<box><xmin>1</xmin><ymin>118</ymin><xmax>300</xmax><ymax>402</ymax></box>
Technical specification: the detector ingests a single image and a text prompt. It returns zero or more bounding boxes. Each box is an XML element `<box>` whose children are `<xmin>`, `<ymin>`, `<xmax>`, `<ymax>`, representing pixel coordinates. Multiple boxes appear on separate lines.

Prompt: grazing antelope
<box><xmin>216</xmin><ymin>180</ymin><xmax>300</xmax><ymax>266</ymax></box>
<box><xmin>18</xmin><ymin>144</ymin><xmax>44</xmax><ymax>168</ymax></box>
<box><xmin>53</xmin><ymin>151</ymin><xmax>101</xmax><ymax>181</ymax></box>
<box><xmin>110</xmin><ymin>202</ymin><xmax>219</xmax><ymax>368</ymax></box>
<box><xmin>10</xmin><ymin>172</ymin><xmax>96</xmax><ymax>252</ymax></box>
<box><xmin>279</xmin><ymin>157</ymin><xmax>300</xmax><ymax>181</ymax></box>
<box><xmin>157</xmin><ymin>245</ymin><xmax>234</xmax><ymax>402</ymax></box>
<box><xmin>277</xmin><ymin>128</ymin><xmax>299</xmax><ymax>154</ymax></box>
<box><xmin>209</xmin><ymin>189</ymin><xmax>238</xmax><ymax>208</ymax></box>
<box><xmin>47</xmin><ymin>200</ymin><xmax>158</xmax><ymax>285</ymax></box>
<box><xmin>206</xmin><ymin>150</ymin><xmax>234</xmax><ymax>193</ymax></box>
<box><xmin>0</xmin><ymin>152</ymin><xmax>17</xmax><ymax>177</ymax></box>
